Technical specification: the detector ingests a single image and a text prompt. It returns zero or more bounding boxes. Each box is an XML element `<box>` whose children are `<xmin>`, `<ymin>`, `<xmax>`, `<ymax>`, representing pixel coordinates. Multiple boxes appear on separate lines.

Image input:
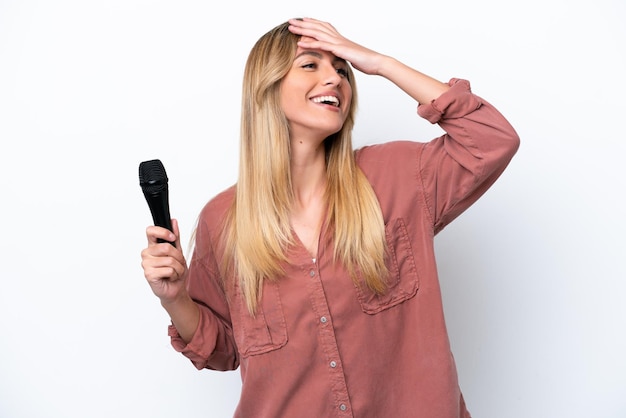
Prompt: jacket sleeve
<box><xmin>416</xmin><ymin>78</ymin><xmax>520</xmax><ymax>233</ymax></box>
<box><xmin>168</xmin><ymin>204</ymin><xmax>239</xmax><ymax>371</ymax></box>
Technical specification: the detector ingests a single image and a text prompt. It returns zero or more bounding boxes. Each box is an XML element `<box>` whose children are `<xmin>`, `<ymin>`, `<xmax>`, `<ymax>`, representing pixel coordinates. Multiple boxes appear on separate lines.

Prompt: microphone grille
<box><xmin>139</xmin><ymin>159</ymin><xmax>168</xmax><ymax>193</ymax></box>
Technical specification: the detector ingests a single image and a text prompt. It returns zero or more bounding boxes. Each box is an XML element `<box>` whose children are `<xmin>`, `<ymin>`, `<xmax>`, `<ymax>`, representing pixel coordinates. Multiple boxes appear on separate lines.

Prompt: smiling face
<box><xmin>280</xmin><ymin>37</ymin><xmax>353</xmax><ymax>143</ymax></box>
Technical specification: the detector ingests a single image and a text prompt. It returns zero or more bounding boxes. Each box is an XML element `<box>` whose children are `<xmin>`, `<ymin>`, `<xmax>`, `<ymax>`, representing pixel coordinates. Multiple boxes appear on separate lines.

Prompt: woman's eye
<box><xmin>336</xmin><ymin>68</ymin><xmax>349</xmax><ymax>77</ymax></box>
<box><xmin>302</xmin><ymin>63</ymin><xmax>316</xmax><ymax>69</ymax></box>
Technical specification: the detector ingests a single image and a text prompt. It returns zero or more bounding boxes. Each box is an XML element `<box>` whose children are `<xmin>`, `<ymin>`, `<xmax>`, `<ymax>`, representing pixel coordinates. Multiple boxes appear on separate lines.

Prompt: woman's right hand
<box><xmin>140</xmin><ymin>218</ymin><xmax>189</xmax><ymax>304</ymax></box>
<box><xmin>141</xmin><ymin>219</ymin><xmax>200</xmax><ymax>343</ymax></box>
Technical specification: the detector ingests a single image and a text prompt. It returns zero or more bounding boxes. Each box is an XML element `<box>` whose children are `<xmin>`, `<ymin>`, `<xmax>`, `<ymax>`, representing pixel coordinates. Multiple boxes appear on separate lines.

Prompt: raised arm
<box><xmin>289</xmin><ymin>18</ymin><xmax>520</xmax><ymax>232</ymax></box>
<box><xmin>287</xmin><ymin>17</ymin><xmax>450</xmax><ymax>104</ymax></box>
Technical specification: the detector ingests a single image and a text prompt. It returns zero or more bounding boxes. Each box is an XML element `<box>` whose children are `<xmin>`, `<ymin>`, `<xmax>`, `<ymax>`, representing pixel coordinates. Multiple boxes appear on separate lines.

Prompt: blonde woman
<box><xmin>141</xmin><ymin>17</ymin><xmax>520</xmax><ymax>418</ymax></box>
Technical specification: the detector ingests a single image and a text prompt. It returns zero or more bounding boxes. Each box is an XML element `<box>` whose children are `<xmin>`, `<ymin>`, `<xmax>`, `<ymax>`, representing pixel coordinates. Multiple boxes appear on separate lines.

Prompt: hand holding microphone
<box><xmin>139</xmin><ymin>159</ymin><xmax>188</xmax><ymax>303</ymax></box>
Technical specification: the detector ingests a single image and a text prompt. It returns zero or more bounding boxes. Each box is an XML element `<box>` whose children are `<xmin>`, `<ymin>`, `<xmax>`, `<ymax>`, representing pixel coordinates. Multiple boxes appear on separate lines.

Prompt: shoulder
<box><xmin>355</xmin><ymin>140</ymin><xmax>425</xmax><ymax>174</ymax></box>
<box><xmin>356</xmin><ymin>140</ymin><xmax>423</xmax><ymax>157</ymax></box>
<box><xmin>197</xmin><ymin>185</ymin><xmax>236</xmax><ymax>230</ymax></box>
<box><xmin>190</xmin><ymin>185</ymin><xmax>236</xmax><ymax>262</ymax></box>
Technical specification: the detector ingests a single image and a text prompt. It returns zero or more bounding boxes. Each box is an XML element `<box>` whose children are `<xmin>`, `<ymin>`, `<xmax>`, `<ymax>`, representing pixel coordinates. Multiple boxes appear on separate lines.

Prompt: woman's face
<box><xmin>280</xmin><ymin>37</ymin><xmax>352</xmax><ymax>142</ymax></box>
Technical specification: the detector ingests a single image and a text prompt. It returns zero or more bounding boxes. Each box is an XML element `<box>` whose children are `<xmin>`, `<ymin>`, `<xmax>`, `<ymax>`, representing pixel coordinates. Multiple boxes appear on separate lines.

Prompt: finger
<box><xmin>141</xmin><ymin>251</ymin><xmax>185</xmax><ymax>281</ymax></box>
<box><xmin>141</xmin><ymin>232</ymin><xmax>186</xmax><ymax>272</ymax></box>
<box><xmin>288</xmin><ymin>18</ymin><xmax>338</xmax><ymax>42</ymax></box>
<box><xmin>145</xmin><ymin>225</ymin><xmax>176</xmax><ymax>246</ymax></box>
<box><xmin>171</xmin><ymin>219</ymin><xmax>183</xmax><ymax>249</ymax></box>
<box><xmin>291</xmin><ymin>17</ymin><xmax>336</xmax><ymax>32</ymax></box>
<box><xmin>143</xmin><ymin>265</ymin><xmax>176</xmax><ymax>283</ymax></box>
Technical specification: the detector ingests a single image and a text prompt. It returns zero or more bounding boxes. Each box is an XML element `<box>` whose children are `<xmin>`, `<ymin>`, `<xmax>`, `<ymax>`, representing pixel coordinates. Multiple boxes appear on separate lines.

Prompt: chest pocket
<box><xmin>354</xmin><ymin>217</ymin><xmax>420</xmax><ymax>314</ymax></box>
<box><xmin>231</xmin><ymin>280</ymin><xmax>288</xmax><ymax>358</ymax></box>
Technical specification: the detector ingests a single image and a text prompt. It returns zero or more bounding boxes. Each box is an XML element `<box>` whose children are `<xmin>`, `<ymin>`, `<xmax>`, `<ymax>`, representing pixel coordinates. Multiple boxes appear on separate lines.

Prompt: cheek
<box><xmin>280</xmin><ymin>79</ymin><xmax>306</xmax><ymax>107</ymax></box>
<box><xmin>343</xmin><ymin>85</ymin><xmax>353</xmax><ymax>110</ymax></box>
<box><xmin>281</xmin><ymin>91</ymin><xmax>304</xmax><ymax>119</ymax></box>
<box><xmin>280</xmin><ymin>93</ymin><xmax>306</xmax><ymax>125</ymax></box>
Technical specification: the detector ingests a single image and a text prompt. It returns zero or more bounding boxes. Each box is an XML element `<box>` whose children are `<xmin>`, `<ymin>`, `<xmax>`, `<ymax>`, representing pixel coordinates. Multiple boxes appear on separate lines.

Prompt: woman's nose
<box><xmin>321</xmin><ymin>64</ymin><xmax>342</xmax><ymax>86</ymax></box>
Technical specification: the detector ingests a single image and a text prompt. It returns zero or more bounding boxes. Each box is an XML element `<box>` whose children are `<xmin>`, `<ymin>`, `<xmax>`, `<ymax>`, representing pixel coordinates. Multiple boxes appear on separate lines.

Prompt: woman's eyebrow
<box><xmin>295</xmin><ymin>50</ymin><xmax>348</xmax><ymax>65</ymax></box>
<box><xmin>295</xmin><ymin>50</ymin><xmax>323</xmax><ymax>60</ymax></box>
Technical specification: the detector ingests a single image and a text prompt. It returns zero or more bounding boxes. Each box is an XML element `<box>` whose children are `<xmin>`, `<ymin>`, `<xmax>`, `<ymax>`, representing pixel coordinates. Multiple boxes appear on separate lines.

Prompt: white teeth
<box><xmin>312</xmin><ymin>96</ymin><xmax>339</xmax><ymax>106</ymax></box>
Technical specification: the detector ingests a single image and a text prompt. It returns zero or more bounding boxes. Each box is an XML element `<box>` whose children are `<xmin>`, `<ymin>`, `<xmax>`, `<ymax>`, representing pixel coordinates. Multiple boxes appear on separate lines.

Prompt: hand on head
<box><xmin>287</xmin><ymin>17</ymin><xmax>385</xmax><ymax>76</ymax></box>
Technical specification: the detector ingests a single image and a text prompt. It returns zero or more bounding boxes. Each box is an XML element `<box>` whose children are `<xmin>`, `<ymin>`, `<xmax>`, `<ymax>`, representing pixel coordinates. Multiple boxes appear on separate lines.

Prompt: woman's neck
<box><xmin>290</xmin><ymin>138</ymin><xmax>327</xmax><ymax>207</ymax></box>
<box><xmin>288</xmin><ymin>137</ymin><xmax>328</xmax><ymax>258</ymax></box>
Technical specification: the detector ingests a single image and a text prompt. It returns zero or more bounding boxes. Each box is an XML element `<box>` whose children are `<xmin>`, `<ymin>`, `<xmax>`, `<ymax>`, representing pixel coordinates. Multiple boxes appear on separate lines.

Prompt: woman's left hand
<box><xmin>288</xmin><ymin>17</ymin><xmax>385</xmax><ymax>76</ymax></box>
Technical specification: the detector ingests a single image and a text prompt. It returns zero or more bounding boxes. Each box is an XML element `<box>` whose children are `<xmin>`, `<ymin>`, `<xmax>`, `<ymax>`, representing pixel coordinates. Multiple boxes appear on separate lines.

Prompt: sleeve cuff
<box><xmin>417</xmin><ymin>78</ymin><xmax>482</xmax><ymax>123</ymax></box>
<box><xmin>167</xmin><ymin>305</ymin><xmax>218</xmax><ymax>368</ymax></box>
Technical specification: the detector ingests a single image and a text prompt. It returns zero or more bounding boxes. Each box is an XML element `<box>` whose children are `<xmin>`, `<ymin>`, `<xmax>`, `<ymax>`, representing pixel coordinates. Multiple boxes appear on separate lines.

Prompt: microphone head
<box><xmin>139</xmin><ymin>159</ymin><xmax>168</xmax><ymax>194</ymax></box>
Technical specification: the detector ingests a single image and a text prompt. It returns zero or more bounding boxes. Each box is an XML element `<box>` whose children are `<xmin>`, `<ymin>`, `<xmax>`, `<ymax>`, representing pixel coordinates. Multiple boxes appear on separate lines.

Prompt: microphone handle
<box><xmin>143</xmin><ymin>190</ymin><xmax>174</xmax><ymax>245</ymax></box>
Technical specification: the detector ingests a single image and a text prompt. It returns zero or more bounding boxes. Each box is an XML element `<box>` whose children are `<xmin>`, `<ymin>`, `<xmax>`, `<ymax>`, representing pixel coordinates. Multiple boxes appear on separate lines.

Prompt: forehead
<box><xmin>296</xmin><ymin>36</ymin><xmax>345</xmax><ymax>61</ymax></box>
<box><xmin>294</xmin><ymin>40</ymin><xmax>347</xmax><ymax>65</ymax></box>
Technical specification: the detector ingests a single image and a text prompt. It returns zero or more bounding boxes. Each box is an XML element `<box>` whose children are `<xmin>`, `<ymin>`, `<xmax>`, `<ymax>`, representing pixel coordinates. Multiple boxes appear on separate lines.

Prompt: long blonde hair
<box><xmin>222</xmin><ymin>21</ymin><xmax>388</xmax><ymax>314</ymax></box>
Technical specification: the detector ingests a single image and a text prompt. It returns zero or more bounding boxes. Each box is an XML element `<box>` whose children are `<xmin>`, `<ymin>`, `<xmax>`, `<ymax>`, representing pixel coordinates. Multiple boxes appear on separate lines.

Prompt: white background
<box><xmin>1</xmin><ymin>1</ymin><xmax>625</xmax><ymax>417</ymax></box>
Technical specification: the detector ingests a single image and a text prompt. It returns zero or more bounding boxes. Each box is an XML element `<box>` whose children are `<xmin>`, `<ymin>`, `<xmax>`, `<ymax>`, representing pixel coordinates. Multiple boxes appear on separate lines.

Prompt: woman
<box><xmin>141</xmin><ymin>17</ymin><xmax>520</xmax><ymax>418</ymax></box>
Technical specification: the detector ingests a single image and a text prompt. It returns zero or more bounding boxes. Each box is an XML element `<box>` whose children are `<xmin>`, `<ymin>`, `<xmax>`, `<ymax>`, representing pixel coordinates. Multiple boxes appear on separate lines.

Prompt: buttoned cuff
<box><xmin>417</xmin><ymin>78</ymin><xmax>482</xmax><ymax>123</ymax></box>
<box><xmin>167</xmin><ymin>305</ymin><xmax>218</xmax><ymax>369</ymax></box>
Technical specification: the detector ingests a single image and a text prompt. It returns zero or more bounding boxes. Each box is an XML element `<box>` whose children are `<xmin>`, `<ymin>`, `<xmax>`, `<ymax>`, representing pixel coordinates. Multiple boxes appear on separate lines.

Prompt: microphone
<box><xmin>139</xmin><ymin>159</ymin><xmax>174</xmax><ymax>245</ymax></box>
